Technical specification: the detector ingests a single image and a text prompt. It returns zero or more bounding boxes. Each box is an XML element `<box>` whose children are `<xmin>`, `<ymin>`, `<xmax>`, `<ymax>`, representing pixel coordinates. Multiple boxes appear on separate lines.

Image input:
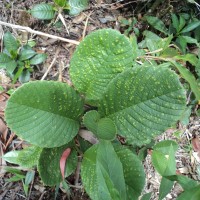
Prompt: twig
<box><xmin>0</xmin><ymin>21</ymin><xmax>80</xmax><ymax>45</ymax></box>
<box><xmin>41</xmin><ymin>47</ymin><xmax>60</xmax><ymax>80</ymax></box>
<box><xmin>74</xmin><ymin>156</ymin><xmax>82</xmax><ymax>186</ymax></box>
<box><xmin>82</xmin><ymin>11</ymin><xmax>93</xmax><ymax>39</ymax></box>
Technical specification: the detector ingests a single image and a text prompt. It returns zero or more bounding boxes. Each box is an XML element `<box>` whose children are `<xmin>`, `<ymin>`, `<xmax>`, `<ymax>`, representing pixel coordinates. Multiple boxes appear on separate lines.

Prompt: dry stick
<box><xmin>41</xmin><ymin>47</ymin><xmax>60</xmax><ymax>80</ymax></box>
<box><xmin>82</xmin><ymin>11</ymin><xmax>93</xmax><ymax>39</ymax></box>
<box><xmin>74</xmin><ymin>156</ymin><xmax>82</xmax><ymax>186</ymax></box>
<box><xmin>0</xmin><ymin>21</ymin><xmax>80</xmax><ymax>45</ymax></box>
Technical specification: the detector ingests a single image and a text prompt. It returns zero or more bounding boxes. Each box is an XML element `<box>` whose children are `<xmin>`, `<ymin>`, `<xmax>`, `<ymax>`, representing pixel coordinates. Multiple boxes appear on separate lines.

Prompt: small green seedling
<box><xmin>0</xmin><ymin>32</ymin><xmax>47</xmax><ymax>83</ymax></box>
<box><xmin>30</xmin><ymin>0</ymin><xmax>89</xmax><ymax>21</ymax></box>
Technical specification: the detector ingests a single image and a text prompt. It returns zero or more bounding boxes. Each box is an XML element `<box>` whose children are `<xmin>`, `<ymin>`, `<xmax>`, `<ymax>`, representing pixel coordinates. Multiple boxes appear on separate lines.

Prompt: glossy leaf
<box><xmin>31</xmin><ymin>3</ymin><xmax>55</xmax><ymax>20</ymax></box>
<box><xmin>38</xmin><ymin>144</ymin><xmax>77</xmax><ymax>186</ymax></box>
<box><xmin>171</xmin><ymin>14</ymin><xmax>179</xmax><ymax>32</ymax></box>
<box><xmin>69</xmin><ymin>0</ymin><xmax>89</xmax><ymax>16</ymax></box>
<box><xmin>5</xmin><ymin>81</ymin><xmax>84</xmax><ymax>148</ymax></box>
<box><xmin>30</xmin><ymin>54</ymin><xmax>47</xmax><ymax>65</ymax></box>
<box><xmin>70</xmin><ymin>29</ymin><xmax>134</xmax><ymax>105</ymax></box>
<box><xmin>19</xmin><ymin>70</ymin><xmax>30</xmax><ymax>83</ymax></box>
<box><xmin>99</xmin><ymin>66</ymin><xmax>186</xmax><ymax>146</ymax></box>
<box><xmin>145</xmin><ymin>16</ymin><xmax>169</xmax><ymax>35</ymax></box>
<box><xmin>180</xmin><ymin>21</ymin><xmax>200</xmax><ymax>33</ymax></box>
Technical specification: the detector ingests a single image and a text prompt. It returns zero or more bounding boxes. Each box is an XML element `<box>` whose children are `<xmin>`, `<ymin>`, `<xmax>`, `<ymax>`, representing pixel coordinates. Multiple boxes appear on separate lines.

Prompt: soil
<box><xmin>0</xmin><ymin>0</ymin><xmax>200</xmax><ymax>200</ymax></box>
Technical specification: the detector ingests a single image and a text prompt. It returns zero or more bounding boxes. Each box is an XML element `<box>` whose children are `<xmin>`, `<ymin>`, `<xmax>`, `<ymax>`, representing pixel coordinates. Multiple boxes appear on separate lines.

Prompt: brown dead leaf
<box><xmin>0</xmin><ymin>118</ymin><xmax>7</xmax><ymax>134</ymax></box>
<box><xmin>192</xmin><ymin>137</ymin><xmax>200</xmax><ymax>159</ymax></box>
<box><xmin>73</xmin><ymin>13</ymin><xmax>87</xmax><ymax>24</ymax></box>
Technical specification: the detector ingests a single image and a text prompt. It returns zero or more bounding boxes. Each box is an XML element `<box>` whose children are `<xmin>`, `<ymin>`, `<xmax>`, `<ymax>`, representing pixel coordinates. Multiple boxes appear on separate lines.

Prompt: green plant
<box><xmin>4</xmin><ymin>167</ymin><xmax>35</xmax><ymax>196</ymax></box>
<box><xmin>0</xmin><ymin>32</ymin><xmax>47</xmax><ymax>83</ymax></box>
<box><xmin>3</xmin><ymin>28</ymin><xmax>198</xmax><ymax>199</ymax></box>
<box><xmin>150</xmin><ymin>140</ymin><xmax>200</xmax><ymax>200</ymax></box>
<box><xmin>30</xmin><ymin>0</ymin><xmax>89</xmax><ymax>20</ymax></box>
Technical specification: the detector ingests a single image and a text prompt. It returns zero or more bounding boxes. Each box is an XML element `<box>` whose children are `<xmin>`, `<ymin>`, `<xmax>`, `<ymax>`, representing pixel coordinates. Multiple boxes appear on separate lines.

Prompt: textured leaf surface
<box><xmin>96</xmin><ymin>118</ymin><xmax>116</xmax><ymax>140</ymax></box>
<box><xmin>81</xmin><ymin>142</ymin><xmax>145</xmax><ymax>200</ymax></box>
<box><xmin>83</xmin><ymin>110</ymin><xmax>100</xmax><ymax>134</ymax></box>
<box><xmin>99</xmin><ymin>66</ymin><xmax>186</xmax><ymax>146</ymax></box>
<box><xmin>31</xmin><ymin>4</ymin><xmax>55</xmax><ymax>20</ymax></box>
<box><xmin>5</xmin><ymin>81</ymin><xmax>84</xmax><ymax>148</ymax></box>
<box><xmin>38</xmin><ymin>144</ymin><xmax>77</xmax><ymax>186</ymax></box>
<box><xmin>114</xmin><ymin>145</ymin><xmax>145</xmax><ymax>200</ymax></box>
<box><xmin>69</xmin><ymin>0</ymin><xmax>89</xmax><ymax>16</ymax></box>
<box><xmin>3</xmin><ymin>32</ymin><xmax>19</xmax><ymax>53</ymax></box>
<box><xmin>70</xmin><ymin>29</ymin><xmax>133</xmax><ymax>105</ymax></box>
<box><xmin>0</xmin><ymin>53</ymin><xmax>16</xmax><ymax>73</ymax></box>
<box><xmin>3</xmin><ymin>146</ymin><xmax>42</xmax><ymax>168</ymax></box>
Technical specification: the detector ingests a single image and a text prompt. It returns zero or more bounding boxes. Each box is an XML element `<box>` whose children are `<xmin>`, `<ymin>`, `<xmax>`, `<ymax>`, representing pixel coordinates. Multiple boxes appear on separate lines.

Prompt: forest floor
<box><xmin>0</xmin><ymin>0</ymin><xmax>200</xmax><ymax>199</ymax></box>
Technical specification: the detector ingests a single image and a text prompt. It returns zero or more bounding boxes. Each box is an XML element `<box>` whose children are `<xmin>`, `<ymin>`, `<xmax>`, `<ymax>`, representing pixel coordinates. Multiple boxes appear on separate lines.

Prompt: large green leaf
<box><xmin>69</xmin><ymin>0</ymin><xmax>89</xmax><ymax>16</ymax></box>
<box><xmin>38</xmin><ymin>144</ymin><xmax>77</xmax><ymax>186</ymax></box>
<box><xmin>99</xmin><ymin>66</ymin><xmax>186</xmax><ymax>146</ymax></box>
<box><xmin>159</xmin><ymin>177</ymin><xmax>174</xmax><ymax>200</ymax></box>
<box><xmin>5</xmin><ymin>81</ymin><xmax>84</xmax><ymax>148</ymax></box>
<box><xmin>30</xmin><ymin>3</ymin><xmax>55</xmax><ymax>20</ymax></box>
<box><xmin>70</xmin><ymin>29</ymin><xmax>134</xmax><ymax>105</ymax></box>
<box><xmin>3</xmin><ymin>146</ymin><xmax>42</xmax><ymax>168</ymax></box>
<box><xmin>81</xmin><ymin>141</ymin><xmax>145</xmax><ymax>200</ymax></box>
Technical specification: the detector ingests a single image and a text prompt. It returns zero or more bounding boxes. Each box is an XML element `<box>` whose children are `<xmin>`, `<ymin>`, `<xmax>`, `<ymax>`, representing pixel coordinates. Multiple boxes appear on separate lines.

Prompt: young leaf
<box><xmin>54</xmin><ymin>0</ymin><xmax>66</xmax><ymax>7</ymax></box>
<box><xmin>70</xmin><ymin>29</ymin><xmax>134</xmax><ymax>105</ymax></box>
<box><xmin>145</xmin><ymin>16</ymin><xmax>169</xmax><ymax>35</ymax></box>
<box><xmin>5</xmin><ymin>81</ymin><xmax>84</xmax><ymax>148</ymax></box>
<box><xmin>96</xmin><ymin>118</ymin><xmax>116</xmax><ymax>140</ymax></box>
<box><xmin>180</xmin><ymin>21</ymin><xmax>200</xmax><ymax>33</ymax></box>
<box><xmin>25</xmin><ymin>171</ymin><xmax>35</xmax><ymax>185</ymax></box>
<box><xmin>3</xmin><ymin>32</ymin><xmax>19</xmax><ymax>53</ymax></box>
<box><xmin>38</xmin><ymin>144</ymin><xmax>77</xmax><ymax>186</ymax></box>
<box><xmin>171</xmin><ymin>14</ymin><xmax>179</xmax><ymax>32</ymax></box>
<box><xmin>3</xmin><ymin>146</ymin><xmax>42</xmax><ymax>168</ymax></box>
<box><xmin>30</xmin><ymin>3</ymin><xmax>55</xmax><ymax>20</ymax></box>
<box><xmin>83</xmin><ymin>110</ymin><xmax>100</xmax><ymax>134</ymax></box>
<box><xmin>178</xmin><ymin>15</ymin><xmax>186</xmax><ymax>33</ymax></box>
<box><xmin>19</xmin><ymin>48</ymin><xmax>36</xmax><ymax>61</ymax></box>
<box><xmin>68</xmin><ymin>0</ymin><xmax>89</xmax><ymax>16</ymax></box>
<box><xmin>30</xmin><ymin>53</ymin><xmax>47</xmax><ymax>65</ymax></box>
<box><xmin>99</xmin><ymin>66</ymin><xmax>186</xmax><ymax>146</ymax></box>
